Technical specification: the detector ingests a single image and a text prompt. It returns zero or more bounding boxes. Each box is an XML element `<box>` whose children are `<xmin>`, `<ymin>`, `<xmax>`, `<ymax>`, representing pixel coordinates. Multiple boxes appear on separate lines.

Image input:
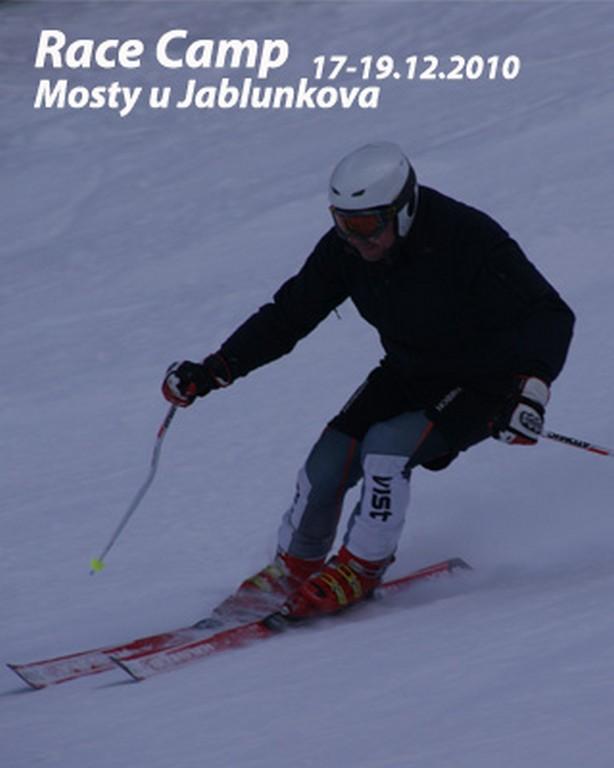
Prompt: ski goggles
<box><xmin>330</xmin><ymin>205</ymin><xmax>396</xmax><ymax>241</ymax></box>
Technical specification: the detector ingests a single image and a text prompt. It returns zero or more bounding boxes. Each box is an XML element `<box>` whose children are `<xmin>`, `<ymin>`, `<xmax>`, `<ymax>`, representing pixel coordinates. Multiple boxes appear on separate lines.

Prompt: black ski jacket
<box><xmin>220</xmin><ymin>187</ymin><xmax>574</xmax><ymax>400</ymax></box>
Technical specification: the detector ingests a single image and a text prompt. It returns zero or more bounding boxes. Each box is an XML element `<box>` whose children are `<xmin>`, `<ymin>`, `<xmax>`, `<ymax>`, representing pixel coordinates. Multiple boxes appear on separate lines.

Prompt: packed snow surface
<box><xmin>2</xmin><ymin>2</ymin><xmax>614</xmax><ymax>767</ymax></box>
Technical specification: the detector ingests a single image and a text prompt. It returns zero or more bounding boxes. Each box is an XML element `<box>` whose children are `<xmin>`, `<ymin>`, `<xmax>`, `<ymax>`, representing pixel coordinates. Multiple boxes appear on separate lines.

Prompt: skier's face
<box><xmin>347</xmin><ymin>219</ymin><xmax>397</xmax><ymax>262</ymax></box>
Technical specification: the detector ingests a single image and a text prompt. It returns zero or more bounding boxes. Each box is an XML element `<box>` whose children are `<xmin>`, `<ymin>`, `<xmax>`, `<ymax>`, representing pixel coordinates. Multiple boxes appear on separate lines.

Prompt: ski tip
<box><xmin>6</xmin><ymin>663</ymin><xmax>46</xmax><ymax>691</ymax></box>
<box><xmin>449</xmin><ymin>557</ymin><xmax>472</xmax><ymax>572</ymax></box>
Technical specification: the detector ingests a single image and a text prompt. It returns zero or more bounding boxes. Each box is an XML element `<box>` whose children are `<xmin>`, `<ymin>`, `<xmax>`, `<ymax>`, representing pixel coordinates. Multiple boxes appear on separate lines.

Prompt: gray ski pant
<box><xmin>277</xmin><ymin>411</ymin><xmax>449</xmax><ymax>563</ymax></box>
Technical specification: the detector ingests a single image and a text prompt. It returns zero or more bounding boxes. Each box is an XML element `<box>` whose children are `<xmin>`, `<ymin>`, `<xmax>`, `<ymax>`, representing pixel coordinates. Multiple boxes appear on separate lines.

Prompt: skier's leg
<box><xmin>276</xmin><ymin>363</ymin><xmax>422</xmax><ymax>561</ymax></box>
<box><xmin>283</xmin><ymin>412</ymin><xmax>451</xmax><ymax>617</ymax></box>
<box><xmin>277</xmin><ymin>427</ymin><xmax>362</xmax><ymax>560</ymax></box>
<box><xmin>225</xmin><ymin>427</ymin><xmax>361</xmax><ymax>612</ymax></box>
<box><xmin>343</xmin><ymin>411</ymin><xmax>448</xmax><ymax>561</ymax></box>
<box><xmin>283</xmin><ymin>381</ymin><xmax>506</xmax><ymax>617</ymax></box>
<box><xmin>236</xmin><ymin>365</ymin><xmax>427</xmax><ymax>610</ymax></box>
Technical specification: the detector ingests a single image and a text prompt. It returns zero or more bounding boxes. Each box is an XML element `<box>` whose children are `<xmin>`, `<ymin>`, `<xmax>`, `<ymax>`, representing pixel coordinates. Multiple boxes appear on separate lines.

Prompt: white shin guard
<box><xmin>277</xmin><ymin>466</ymin><xmax>313</xmax><ymax>555</ymax></box>
<box><xmin>344</xmin><ymin>454</ymin><xmax>410</xmax><ymax>562</ymax></box>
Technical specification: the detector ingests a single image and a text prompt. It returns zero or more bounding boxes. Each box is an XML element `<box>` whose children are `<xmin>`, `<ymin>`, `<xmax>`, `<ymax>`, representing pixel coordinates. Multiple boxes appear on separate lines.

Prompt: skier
<box><xmin>162</xmin><ymin>142</ymin><xmax>575</xmax><ymax>620</ymax></box>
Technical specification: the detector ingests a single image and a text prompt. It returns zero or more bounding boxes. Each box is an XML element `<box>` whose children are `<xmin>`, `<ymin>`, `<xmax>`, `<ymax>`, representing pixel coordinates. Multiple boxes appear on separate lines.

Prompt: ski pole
<box><xmin>90</xmin><ymin>405</ymin><xmax>178</xmax><ymax>574</ymax></box>
<box><xmin>542</xmin><ymin>430</ymin><xmax>614</xmax><ymax>458</ymax></box>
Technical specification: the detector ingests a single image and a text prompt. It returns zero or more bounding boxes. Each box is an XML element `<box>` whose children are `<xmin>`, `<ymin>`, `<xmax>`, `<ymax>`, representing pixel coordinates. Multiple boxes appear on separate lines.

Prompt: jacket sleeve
<box><xmin>220</xmin><ymin>231</ymin><xmax>349</xmax><ymax>378</ymax></box>
<box><xmin>466</xmin><ymin>237</ymin><xmax>575</xmax><ymax>383</ymax></box>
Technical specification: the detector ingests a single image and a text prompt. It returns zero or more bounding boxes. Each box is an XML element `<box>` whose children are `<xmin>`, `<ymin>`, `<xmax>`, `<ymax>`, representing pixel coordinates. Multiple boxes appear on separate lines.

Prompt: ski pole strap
<box><xmin>542</xmin><ymin>430</ymin><xmax>614</xmax><ymax>458</ymax></box>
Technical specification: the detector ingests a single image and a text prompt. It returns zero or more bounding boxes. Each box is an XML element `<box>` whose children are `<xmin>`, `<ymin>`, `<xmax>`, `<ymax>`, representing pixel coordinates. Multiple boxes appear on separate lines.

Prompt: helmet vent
<box><xmin>351</xmin><ymin>189</ymin><xmax>365</xmax><ymax>198</ymax></box>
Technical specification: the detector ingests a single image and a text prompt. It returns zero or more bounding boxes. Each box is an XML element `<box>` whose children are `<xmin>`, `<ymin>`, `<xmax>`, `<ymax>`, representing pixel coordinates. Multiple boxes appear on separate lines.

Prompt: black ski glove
<box><xmin>491</xmin><ymin>375</ymin><xmax>550</xmax><ymax>445</ymax></box>
<box><xmin>162</xmin><ymin>353</ymin><xmax>234</xmax><ymax>407</ymax></box>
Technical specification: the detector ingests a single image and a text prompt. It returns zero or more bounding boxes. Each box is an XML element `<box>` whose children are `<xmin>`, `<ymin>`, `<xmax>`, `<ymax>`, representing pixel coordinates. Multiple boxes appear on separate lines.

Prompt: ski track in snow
<box><xmin>2</xmin><ymin>3</ymin><xmax>614</xmax><ymax>767</ymax></box>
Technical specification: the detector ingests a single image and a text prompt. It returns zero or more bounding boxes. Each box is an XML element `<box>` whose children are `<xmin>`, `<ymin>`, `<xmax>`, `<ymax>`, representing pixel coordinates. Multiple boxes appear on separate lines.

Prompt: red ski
<box><xmin>8</xmin><ymin>557</ymin><xmax>470</xmax><ymax>689</ymax></box>
<box><xmin>113</xmin><ymin>557</ymin><xmax>471</xmax><ymax>682</ymax></box>
<box><xmin>7</xmin><ymin>605</ymin><xmax>264</xmax><ymax>689</ymax></box>
<box><xmin>7</xmin><ymin>625</ymin><xmax>209</xmax><ymax>690</ymax></box>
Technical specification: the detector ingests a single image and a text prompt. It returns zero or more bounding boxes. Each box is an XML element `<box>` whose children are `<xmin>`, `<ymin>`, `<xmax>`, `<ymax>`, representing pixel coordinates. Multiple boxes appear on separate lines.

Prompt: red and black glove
<box><xmin>161</xmin><ymin>353</ymin><xmax>234</xmax><ymax>407</ymax></box>
<box><xmin>492</xmin><ymin>376</ymin><xmax>550</xmax><ymax>445</ymax></box>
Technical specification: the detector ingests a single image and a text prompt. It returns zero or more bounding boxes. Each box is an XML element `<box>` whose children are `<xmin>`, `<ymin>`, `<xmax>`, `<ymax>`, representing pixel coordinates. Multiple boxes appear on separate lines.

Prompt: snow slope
<box><xmin>2</xmin><ymin>2</ymin><xmax>614</xmax><ymax>766</ymax></box>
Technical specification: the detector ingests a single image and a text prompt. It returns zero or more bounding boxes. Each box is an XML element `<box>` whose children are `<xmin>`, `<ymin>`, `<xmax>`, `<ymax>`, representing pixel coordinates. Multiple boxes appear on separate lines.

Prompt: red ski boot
<box><xmin>282</xmin><ymin>546</ymin><xmax>393</xmax><ymax>620</ymax></box>
<box><xmin>213</xmin><ymin>552</ymin><xmax>325</xmax><ymax>622</ymax></box>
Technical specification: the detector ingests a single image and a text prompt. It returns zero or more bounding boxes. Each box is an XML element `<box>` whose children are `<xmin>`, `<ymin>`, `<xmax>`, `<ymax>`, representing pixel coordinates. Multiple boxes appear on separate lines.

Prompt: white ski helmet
<box><xmin>328</xmin><ymin>142</ymin><xmax>418</xmax><ymax>238</ymax></box>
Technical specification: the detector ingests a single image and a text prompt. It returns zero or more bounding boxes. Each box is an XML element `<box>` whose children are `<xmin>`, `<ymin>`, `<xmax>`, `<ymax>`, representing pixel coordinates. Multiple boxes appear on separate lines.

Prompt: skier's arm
<box><xmin>162</xmin><ymin>233</ymin><xmax>348</xmax><ymax>406</ymax></box>
<box><xmin>452</xmin><ymin>236</ymin><xmax>574</xmax><ymax>445</ymax></box>
<box><xmin>467</xmin><ymin>237</ymin><xmax>575</xmax><ymax>384</ymax></box>
<box><xmin>162</xmin><ymin>231</ymin><xmax>349</xmax><ymax>406</ymax></box>
<box><xmin>219</xmin><ymin>231</ymin><xmax>349</xmax><ymax>378</ymax></box>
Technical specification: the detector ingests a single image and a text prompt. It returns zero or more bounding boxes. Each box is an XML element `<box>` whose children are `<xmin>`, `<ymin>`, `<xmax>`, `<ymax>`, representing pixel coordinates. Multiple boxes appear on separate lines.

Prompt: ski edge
<box><xmin>6</xmin><ymin>628</ymin><xmax>202</xmax><ymax>690</ymax></box>
<box><xmin>8</xmin><ymin>556</ymin><xmax>471</xmax><ymax>689</ymax></box>
<box><xmin>110</xmin><ymin>620</ymin><xmax>275</xmax><ymax>682</ymax></box>
<box><xmin>112</xmin><ymin>556</ymin><xmax>471</xmax><ymax>682</ymax></box>
<box><xmin>6</xmin><ymin>651</ymin><xmax>115</xmax><ymax>690</ymax></box>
